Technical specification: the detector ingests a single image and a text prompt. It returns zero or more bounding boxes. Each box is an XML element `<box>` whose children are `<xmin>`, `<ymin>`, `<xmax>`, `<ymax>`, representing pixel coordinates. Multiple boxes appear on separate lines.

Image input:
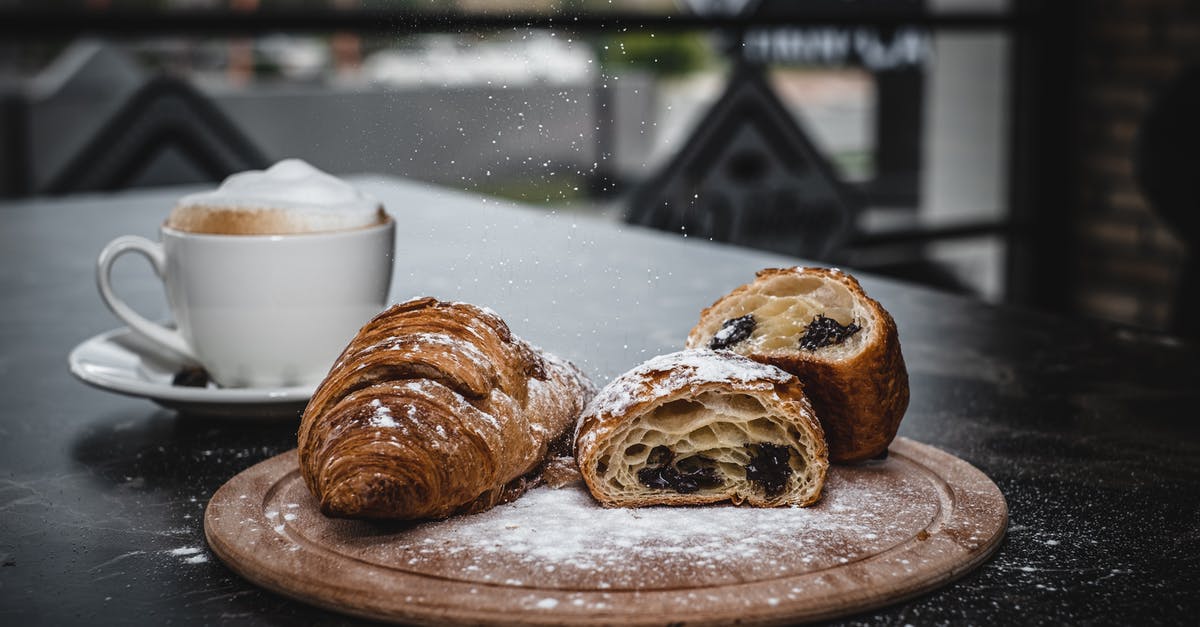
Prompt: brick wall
<box><xmin>1073</xmin><ymin>0</ymin><xmax>1196</xmax><ymax>330</ymax></box>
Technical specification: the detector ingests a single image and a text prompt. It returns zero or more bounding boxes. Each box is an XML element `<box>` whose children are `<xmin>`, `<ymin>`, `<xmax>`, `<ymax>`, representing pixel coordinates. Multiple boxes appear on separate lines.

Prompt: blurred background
<box><xmin>1</xmin><ymin>0</ymin><xmax>1196</xmax><ymax>338</ymax></box>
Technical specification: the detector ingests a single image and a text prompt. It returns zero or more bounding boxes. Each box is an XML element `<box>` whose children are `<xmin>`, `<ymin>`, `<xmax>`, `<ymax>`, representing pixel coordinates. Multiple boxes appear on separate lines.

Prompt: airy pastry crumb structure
<box><xmin>576</xmin><ymin>350</ymin><xmax>828</xmax><ymax>508</ymax></box>
<box><xmin>686</xmin><ymin>267</ymin><xmax>909</xmax><ymax>463</ymax></box>
<box><xmin>694</xmin><ymin>270</ymin><xmax>865</xmax><ymax>356</ymax></box>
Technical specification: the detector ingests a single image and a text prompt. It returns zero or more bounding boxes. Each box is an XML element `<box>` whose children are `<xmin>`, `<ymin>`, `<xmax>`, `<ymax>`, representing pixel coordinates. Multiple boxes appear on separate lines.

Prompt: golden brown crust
<box><xmin>297</xmin><ymin>297</ymin><xmax>594</xmax><ymax>520</ymax></box>
<box><xmin>686</xmin><ymin>267</ymin><xmax>909</xmax><ymax>463</ymax></box>
<box><xmin>575</xmin><ymin>350</ymin><xmax>829</xmax><ymax>508</ymax></box>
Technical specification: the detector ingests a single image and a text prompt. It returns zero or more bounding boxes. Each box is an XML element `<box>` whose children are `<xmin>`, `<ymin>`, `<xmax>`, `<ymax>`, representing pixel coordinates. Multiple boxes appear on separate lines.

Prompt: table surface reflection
<box><xmin>1</xmin><ymin>177</ymin><xmax>1197</xmax><ymax>625</ymax></box>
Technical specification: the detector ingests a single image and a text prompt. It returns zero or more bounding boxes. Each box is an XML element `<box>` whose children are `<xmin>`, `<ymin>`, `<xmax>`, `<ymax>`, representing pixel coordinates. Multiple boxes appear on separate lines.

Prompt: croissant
<box><xmin>297</xmin><ymin>297</ymin><xmax>594</xmax><ymax>520</ymax></box>
<box><xmin>575</xmin><ymin>349</ymin><xmax>828</xmax><ymax>508</ymax></box>
<box><xmin>686</xmin><ymin>267</ymin><xmax>908</xmax><ymax>463</ymax></box>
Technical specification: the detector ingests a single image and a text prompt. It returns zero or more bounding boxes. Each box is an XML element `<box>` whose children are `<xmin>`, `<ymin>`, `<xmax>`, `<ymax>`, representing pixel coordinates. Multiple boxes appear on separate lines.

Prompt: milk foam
<box><xmin>168</xmin><ymin>159</ymin><xmax>384</xmax><ymax>235</ymax></box>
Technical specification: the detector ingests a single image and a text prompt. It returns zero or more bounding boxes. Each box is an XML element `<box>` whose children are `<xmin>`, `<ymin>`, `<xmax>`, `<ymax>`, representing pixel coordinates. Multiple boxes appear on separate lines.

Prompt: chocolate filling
<box><xmin>798</xmin><ymin>314</ymin><xmax>861</xmax><ymax>350</ymax></box>
<box><xmin>744</xmin><ymin>443</ymin><xmax>793</xmax><ymax>498</ymax></box>
<box><xmin>709</xmin><ymin>314</ymin><xmax>756</xmax><ymax>350</ymax></box>
<box><xmin>637</xmin><ymin>446</ymin><xmax>722</xmax><ymax>494</ymax></box>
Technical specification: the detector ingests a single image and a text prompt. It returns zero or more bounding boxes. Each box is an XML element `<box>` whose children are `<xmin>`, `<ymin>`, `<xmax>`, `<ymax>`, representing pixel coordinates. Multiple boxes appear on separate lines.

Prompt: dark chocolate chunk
<box><xmin>744</xmin><ymin>443</ymin><xmax>793</xmax><ymax>498</ymax></box>
<box><xmin>709</xmin><ymin>314</ymin><xmax>756</xmax><ymax>350</ymax></box>
<box><xmin>637</xmin><ymin>448</ymin><xmax>722</xmax><ymax>494</ymax></box>
<box><xmin>798</xmin><ymin>314</ymin><xmax>861</xmax><ymax>350</ymax></box>
<box><xmin>172</xmin><ymin>366</ymin><xmax>210</xmax><ymax>388</ymax></box>
<box><xmin>637</xmin><ymin>465</ymin><xmax>677</xmax><ymax>491</ymax></box>
<box><xmin>636</xmin><ymin>464</ymin><xmax>721</xmax><ymax>494</ymax></box>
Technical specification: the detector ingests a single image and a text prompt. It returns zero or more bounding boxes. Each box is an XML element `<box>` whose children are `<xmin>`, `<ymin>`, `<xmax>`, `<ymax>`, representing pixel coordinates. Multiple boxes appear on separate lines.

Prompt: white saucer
<box><xmin>68</xmin><ymin>327</ymin><xmax>315</xmax><ymax>418</ymax></box>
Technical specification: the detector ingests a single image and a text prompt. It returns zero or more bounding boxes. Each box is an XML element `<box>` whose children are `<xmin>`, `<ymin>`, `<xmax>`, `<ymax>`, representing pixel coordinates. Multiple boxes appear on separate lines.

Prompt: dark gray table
<box><xmin>2</xmin><ymin>177</ymin><xmax>1198</xmax><ymax>625</ymax></box>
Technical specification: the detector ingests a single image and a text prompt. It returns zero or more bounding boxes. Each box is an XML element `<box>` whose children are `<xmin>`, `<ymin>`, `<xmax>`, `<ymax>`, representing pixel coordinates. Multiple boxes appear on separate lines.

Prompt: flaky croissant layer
<box><xmin>576</xmin><ymin>350</ymin><xmax>829</xmax><ymax>508</ymax></box>
<box><xmin>298</xmin><ymin>297</ymin><xmax>594</xmax><ymax>520</ymax></box>
<box><xmin>687</xmin><ymin>267</ymin><xmax>909</xmax><ymax>463</ymax></box>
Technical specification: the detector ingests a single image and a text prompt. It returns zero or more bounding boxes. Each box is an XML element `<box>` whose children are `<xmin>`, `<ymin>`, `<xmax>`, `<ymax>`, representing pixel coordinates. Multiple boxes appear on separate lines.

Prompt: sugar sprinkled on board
<box><xmin>304</xmin><ymin>462</ymin><xmax>938</xmax><ymax>591</ymax></box>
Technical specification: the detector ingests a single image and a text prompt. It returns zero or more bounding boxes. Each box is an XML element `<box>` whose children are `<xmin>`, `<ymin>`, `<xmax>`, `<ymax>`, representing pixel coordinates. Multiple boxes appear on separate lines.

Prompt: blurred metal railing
<box><xmin>0</xmin><ymin>9</ymin><xmax>1027</xmax><ymax>38</ymax></box>
<box><xmin>0</xmin><ymin>1</ymin><xmax>1073</xmax><ymax>310</ymax></box>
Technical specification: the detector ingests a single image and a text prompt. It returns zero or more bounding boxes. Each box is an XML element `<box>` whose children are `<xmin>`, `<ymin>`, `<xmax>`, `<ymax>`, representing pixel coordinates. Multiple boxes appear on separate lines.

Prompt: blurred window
<box><xmin>0</xmin><ymin>0</ymin><xmax>1017</xmax><ymax>301</ymax></box>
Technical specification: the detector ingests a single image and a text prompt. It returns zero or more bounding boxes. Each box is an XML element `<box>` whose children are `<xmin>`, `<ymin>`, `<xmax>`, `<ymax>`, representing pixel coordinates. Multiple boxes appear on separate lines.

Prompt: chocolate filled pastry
<box><xmin>575</xmin><ymin>349</ymin><xmax>828</xmax><ymax>508</ymax></box>
<box><xmin>686</xmin><ymin>267</ymin><xmax>908</xmax><ymax>463</ymax></box>
<box><xmin>298</xmin><ymin>298</ymin><xmax>594</xmax><ymax>520</ymax></box>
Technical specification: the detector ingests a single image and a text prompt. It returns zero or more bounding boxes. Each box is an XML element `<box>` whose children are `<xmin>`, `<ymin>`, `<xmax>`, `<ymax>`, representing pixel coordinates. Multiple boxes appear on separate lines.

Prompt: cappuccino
<box><xmin>166</xmin><ymin>159</ymin><xmax>386</xmax><ymax>235</ymax></box>
<box><xmin>98</xmin><ymin>158</ymin><xmax>396</xmax><ymax>388</ymax></box>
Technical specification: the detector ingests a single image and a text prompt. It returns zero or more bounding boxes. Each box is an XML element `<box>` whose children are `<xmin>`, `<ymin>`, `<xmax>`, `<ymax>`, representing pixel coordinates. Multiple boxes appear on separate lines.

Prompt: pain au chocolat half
<box><xmin>575</xmin><ymin>349</ymin><xmax>828</xmax><ymax>508</ymax></box>
<box><xmin>686</xmin><ymin>267</ymin><xmax>909</xmax><ymax>463</ymax></box>
<box><xmin>298</xmin><ymin>297</ymin><xmax>594</xmax><ymax>520</ymax></box>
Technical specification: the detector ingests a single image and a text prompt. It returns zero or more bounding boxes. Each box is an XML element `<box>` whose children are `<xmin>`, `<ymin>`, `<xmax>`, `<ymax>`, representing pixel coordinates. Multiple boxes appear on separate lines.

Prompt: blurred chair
<box><xmin>3</xmin><ymin>40</ymin><xmax>267</xmax><ymax>197</ymax></box>
<box><xmin>1135</xmin><ymin>65</ymin><xmax>1200</xmax><ymax>339</ymax></box>
<box><xmin>0</xmin><ymin>83</ymin><xmax>30</xmax><ymax>197</ymax></box>
<box><xmin>42</xmin><ymin>74</ymin><xmax>269</xmax><ymax>194</ymax></box>
<box><xmin>625</xmin><ymin>67</ymin><xmax>859</xmax><ymax>261</ymax></box>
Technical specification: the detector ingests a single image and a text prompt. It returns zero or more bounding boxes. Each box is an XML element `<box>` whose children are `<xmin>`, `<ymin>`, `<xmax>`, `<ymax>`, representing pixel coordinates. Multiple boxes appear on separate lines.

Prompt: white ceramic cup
<box><xmin>96</xmin><ymin>219</ymin><xmax>394</xmax><ymax>388</ymax></box>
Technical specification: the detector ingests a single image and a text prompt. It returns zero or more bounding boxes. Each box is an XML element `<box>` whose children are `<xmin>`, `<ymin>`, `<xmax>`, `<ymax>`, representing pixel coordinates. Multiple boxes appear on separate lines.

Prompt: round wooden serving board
<box><xmin>204</xmin><ymin>437</ymin><xmax>1006</xmax><ymax>626</ymax></box>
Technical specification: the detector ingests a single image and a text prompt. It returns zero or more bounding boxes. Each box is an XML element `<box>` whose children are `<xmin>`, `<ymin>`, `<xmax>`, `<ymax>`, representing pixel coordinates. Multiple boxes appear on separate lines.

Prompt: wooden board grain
<box><xmin>204</xmin><ymin>437</ymin><xmax>1006</xmax><ymax>626</ymax></box>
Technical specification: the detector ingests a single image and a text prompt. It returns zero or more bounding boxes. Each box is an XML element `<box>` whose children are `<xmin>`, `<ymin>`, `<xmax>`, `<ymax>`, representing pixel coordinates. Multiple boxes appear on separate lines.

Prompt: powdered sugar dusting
<box><xmin>711</xmin><ymin>322</ymin><xmax>743</xmax><ymax>346</ymax></box>
<box><xmin>375</xmin><ymin>332</ymin><xmax>491</xmax><ymax>367</ymax></box>
<box><xmin>532</xmin><ymin>344</ymin><xmax>599</xmax><ymax>398</ymax></box>
<box><xmin>369</xmin><ymin>399</ymin><xmax>399</xmax><ymax>428</ymax></box>
<box><xmin>272</xmin><ymin>458</ymin><xmax>942</xmax><ymax>591</ymax></box>
<box><xmin>364</xmin><ymin>380</ymin><xmax>505</xmax><ymax>444</ymax></box>
<box><xmin>579</xmin><ymin>349</ymin><xmax>793</xmax><ymax>440</ymax></box>
<box><xmin>167</xmin><ymin>546</ymin><xmax>202</xmax><ymax>556</ymax></box>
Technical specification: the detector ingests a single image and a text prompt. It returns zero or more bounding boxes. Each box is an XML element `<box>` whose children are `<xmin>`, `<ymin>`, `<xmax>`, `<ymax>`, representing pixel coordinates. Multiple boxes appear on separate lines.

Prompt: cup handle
<box><xmin>96</xmin><ymin>235</ymin><xmax>196</xmax><ymax>361</ymax></box>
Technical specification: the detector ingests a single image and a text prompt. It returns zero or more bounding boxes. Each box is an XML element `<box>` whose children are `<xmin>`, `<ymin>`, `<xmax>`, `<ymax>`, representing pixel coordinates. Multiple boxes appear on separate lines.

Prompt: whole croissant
<box><xmin>298</xmin><ymin>297</ymin><xmax>594</xmax><ymax>520</ymax></box>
